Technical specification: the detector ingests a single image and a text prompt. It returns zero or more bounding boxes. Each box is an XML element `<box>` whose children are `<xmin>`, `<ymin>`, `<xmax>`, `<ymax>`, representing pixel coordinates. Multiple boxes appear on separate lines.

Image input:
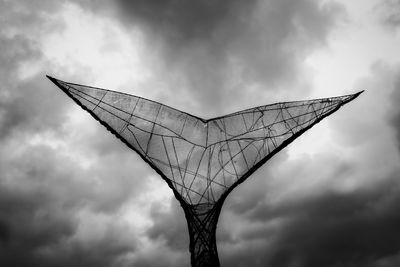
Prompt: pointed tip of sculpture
<box><xmin>352</xmin><ymin>90</ymin><xmax>364</xmax><ymax>100</ymax></box>
<box><xmin>46</xmin><ymin>75</ymin><xmax>70</xmax><ymax>95</ymax></box>
<box><xmin>46</xmin><ymin>75</ymin><xmax>57</xmax><ymax>83</ymax></box>
<box><xmin>355</xmin><ymin>90</ymin><xmax>365</xmax><ymax>96</ymax></box>
<box><xmin>348</xmin><ymin>90</ymin><xmax>364</xmax><ymax>101</ymax></box>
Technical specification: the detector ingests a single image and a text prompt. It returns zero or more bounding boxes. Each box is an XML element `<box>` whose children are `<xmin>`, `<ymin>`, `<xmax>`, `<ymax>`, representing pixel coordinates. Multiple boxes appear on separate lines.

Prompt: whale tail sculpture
<box><xmin>48</xmin><ymin>75</ymin><xmax>362</xmax><ymax>267</ymax></box>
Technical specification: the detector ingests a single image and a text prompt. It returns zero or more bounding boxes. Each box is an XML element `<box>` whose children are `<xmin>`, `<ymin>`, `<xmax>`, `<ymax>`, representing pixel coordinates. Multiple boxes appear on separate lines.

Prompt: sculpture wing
<box><xmin>205</xmin><ymin>92</ymin><xmax>362</xmax><ymax>199</ymax></box>
<box><xmin>47</xmin><ymin>76</ymin><xmax>210</xmax><ymax>202</ymax></box>
<box><xmin>49</xmin><ymin>76</ymin><xmax>361</xmax><ymax>205</ymax></box>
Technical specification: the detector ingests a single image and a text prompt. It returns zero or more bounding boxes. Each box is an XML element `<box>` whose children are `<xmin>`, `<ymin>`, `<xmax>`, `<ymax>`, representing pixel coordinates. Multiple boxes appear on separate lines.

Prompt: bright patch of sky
<box><xmin>290</xmin><ymin>0</ymin><xmax>400</xmax><ymax>160</ymax></box>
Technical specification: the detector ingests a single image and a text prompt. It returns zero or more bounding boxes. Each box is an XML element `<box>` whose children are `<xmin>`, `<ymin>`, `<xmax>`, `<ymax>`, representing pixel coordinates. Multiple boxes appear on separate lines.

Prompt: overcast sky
<box><xmin>1</xmin><ymin>0</ymin><xmax>400</xmax><ymax>266</ymax></box>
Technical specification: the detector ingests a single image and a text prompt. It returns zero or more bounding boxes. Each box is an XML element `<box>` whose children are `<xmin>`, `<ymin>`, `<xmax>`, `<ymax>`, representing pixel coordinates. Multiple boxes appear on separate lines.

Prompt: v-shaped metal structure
<box><xmin>48</xmin><ymin>75</ymin><xmax>362</xmax><ymax>267</ymax></box>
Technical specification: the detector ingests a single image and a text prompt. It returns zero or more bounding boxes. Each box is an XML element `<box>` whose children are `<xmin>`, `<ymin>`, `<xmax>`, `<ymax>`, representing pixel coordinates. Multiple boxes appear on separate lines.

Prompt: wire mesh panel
<box><xmin>48</xmin><ymin>76</ymin><xmax>362</xmax><ymax>267</ymax></box>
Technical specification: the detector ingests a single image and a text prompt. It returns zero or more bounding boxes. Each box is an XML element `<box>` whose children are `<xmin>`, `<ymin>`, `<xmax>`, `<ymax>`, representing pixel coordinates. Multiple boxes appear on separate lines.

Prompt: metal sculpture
<box><xmin>48</xmin><ymin>76</ymin><xmax>362</xmax><ymax>267</ymax></box>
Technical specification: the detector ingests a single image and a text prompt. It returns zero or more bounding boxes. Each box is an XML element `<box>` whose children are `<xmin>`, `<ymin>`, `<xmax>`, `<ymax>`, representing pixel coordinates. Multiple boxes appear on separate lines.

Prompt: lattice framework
<box><xmin>48</xmin><ymin>75</ymin><xmax>362</xmax><ymax>267</ymax></box>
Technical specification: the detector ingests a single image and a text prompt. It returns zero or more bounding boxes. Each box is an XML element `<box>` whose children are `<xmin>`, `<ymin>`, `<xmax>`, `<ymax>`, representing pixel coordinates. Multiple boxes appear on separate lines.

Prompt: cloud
<box><xmin>0</xmin><ymin>74</ymin><xmax>70</xmax><ymax>139</ymax></box>
<box><xmin>211</xmin><ymin>62</ymin><xmax>400</xmax><ymax>266</ymax></box>
<box><xmin>0</xmin><ymin>137</ymin><xmax>146</xmax><ymax>266</ymax></box>
<box><xmin>1</xmin><ymin>1</ymin><xmax>399</xmax><ymax>267</ymax></box>
<box><xmin>379</xmin><ymin>0</ymin><xmax>400</xmax><ymax>29</ymax></box>
<box><xmin>147</xmin><ymin>199</ymin><xmax>188</xmax><ymax>251</ymax></box>
<box><xmin>217</xmin><ymin>171</ymin><xmax>400</xmax><ymax>267</ymax></box>
<box><xmin>115</xmin><ymin>0</ymin><xmax>256</xmax><ymax>45</ymax></box>
<box><xmin>73</xmin><ymin>0</ymin><xmax>345</xmax><ymax>117</ymax></box>
<box><xmin>131</xmin><ymin>199</ymin><xmax>190</xmax><ymax>267</ymax></box>
<box><xmin>145</xmin><ymin>184</ymin><xmax>400</xmax><ymax>267</ymax></box>
<box><xmin>0</xmin><ymin>4</ymin><xmax>153</xmax><ymax>265</ymax></box>
<box><xmin>0</xmin><ymin>0</ymin><xmax>68</xmax><ymax>140</ymax></box>
<box><xmin>0</xmin><ymin>2</ymin><xmax>164</xmax><ymax>266</ymax></box>
<box><xmin>389</xmin><ymin>73</ymin><xmax>400</xmax><ymax>151</ymax></box>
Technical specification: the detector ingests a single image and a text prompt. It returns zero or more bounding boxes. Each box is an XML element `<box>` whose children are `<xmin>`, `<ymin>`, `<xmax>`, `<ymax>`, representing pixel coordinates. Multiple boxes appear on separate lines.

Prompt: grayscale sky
<box><xmin>1</xmin><ymin>1</ymin><xmax>400</xmax><ymax>266</ymax></box>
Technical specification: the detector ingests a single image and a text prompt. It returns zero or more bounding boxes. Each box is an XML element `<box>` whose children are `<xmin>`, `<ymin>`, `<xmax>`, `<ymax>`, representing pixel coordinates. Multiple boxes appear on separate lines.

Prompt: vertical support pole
<box><xmin>183</xmin><ymin>203</ymin><xmax>222</xmax><ymax>267</ymax></box>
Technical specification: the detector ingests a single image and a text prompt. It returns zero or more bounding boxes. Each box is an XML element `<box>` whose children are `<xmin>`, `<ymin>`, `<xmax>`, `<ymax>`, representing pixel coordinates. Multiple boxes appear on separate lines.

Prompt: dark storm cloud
<box><xmin>0</xmin><ymin>84</ymin><xmax>147</xmax><ymax>265</ymax></box>
<box><xmin>218</xmin><ymin>173</ymin><xmax>400</xmax><ymax>267</ymax></box>
<box><xmin>74</xmin><ymin>0</ymin><xmax>345</xmax><ymax>116</ymax></box>
<box><xmin>114</xmin><ymin>0</ymin><xmax>255</xmax><ymax>45</ymax></box>
<box><xmin>333</xmin><ymin>62</ymin><xmax>400</xmax><ymax>153</ymax></box>
<box><xmin>129</xmin><ymin>199</ymin><xmax>190</xmax><ymax>267</ymax></box>
<box><xmin>0</xmin><ymin>141</ymin><xmax>142</xmax><ymax>266</ymax></box>
<box><xmin>0</xmin><ymin>2</ymin><xmax>152</xmax><ymax>266</ymax></box>
<box><xmin>380</xmin><ymin>0</ymin><xmax>400</xmax><ymax>28</ymax></box>
<box><xmin>147</xmin><ymin>199</ymin><xmax>188</xmax><ymax>251</ymax></box>
<box><xmin>0</xmin><ymin>0</ymin><xmax>67</xmax><ymax>139</ymax></box>
<box><xmin>0</xmin><ymin>180</ymin><xmax>76</xmax><ymax>266</ymax></box>
<box><xmin>142</xmin><ymin>148</ymin><xmax>400</xmax><ymax>266</ymax></box>
<box><xmin>0</xmin><ymin>74</ymin><xmax>69</xmax><ymax>139</ymax></box>
<box><xmin>389</xmin><ymin>73</ymin><xmax>400</xmax><ymax>150</ymax></box>
<box><xmin>0</xmin><ymin>0</ymin><xmax>63</xmax><ymax>39</ymax></box>
<box><xmin>3</xmin><ymin>1</ymin><xmax>397</xmax><ymax>267</ymax></box>
<box><xmin>0</xmin><ymin>36</ymin><xmax>39</xmax><ymax>82</ymax></box>
<box><xmin>207</xmin><ymin>62</ymin><xmax>400</xmax><ymax>267</ymax></box>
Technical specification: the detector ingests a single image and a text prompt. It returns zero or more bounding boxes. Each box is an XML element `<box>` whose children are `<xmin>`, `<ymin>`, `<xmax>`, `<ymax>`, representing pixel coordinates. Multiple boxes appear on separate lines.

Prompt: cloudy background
<box><xmin>1</xmin><ymin>0</ymin><xmax>400</xmax><ymax>266</ymax></box>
